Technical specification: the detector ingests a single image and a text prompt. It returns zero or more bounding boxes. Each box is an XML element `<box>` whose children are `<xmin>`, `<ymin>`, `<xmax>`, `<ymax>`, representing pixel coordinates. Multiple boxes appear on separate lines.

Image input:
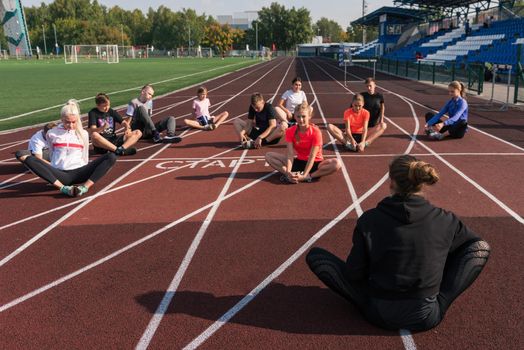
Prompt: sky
<box><xmin>20</xmin><ymin>0</ymin><xmax>394</xmax><ymax>27</ymax></box>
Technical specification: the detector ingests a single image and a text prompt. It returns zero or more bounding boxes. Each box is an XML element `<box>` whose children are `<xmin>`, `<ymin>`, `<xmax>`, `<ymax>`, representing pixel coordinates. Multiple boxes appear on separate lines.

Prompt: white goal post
<box><xmin>64</xmin><ymin>45</ymin><xmax>119</xmax><ymax>64</ymax></box>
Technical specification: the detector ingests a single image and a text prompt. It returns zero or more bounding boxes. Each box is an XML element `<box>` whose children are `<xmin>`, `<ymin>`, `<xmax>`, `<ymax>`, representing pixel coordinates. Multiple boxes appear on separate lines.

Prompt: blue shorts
<box><xmin>197</xmin><ymin>115</ymin><xmax>214</xmax><ymax>126</ymax></box>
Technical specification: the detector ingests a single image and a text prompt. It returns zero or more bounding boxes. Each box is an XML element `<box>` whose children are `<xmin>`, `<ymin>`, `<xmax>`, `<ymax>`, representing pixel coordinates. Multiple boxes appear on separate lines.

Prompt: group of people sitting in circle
<box><xmin>12</xmin><ymin>75</ymin><xmax>487</xmax><ymax>332</ymax></box>
<box><xmin>15</xmin><ymin>77</ymin><xmax>470</xmax><ymax>195</ymax></box>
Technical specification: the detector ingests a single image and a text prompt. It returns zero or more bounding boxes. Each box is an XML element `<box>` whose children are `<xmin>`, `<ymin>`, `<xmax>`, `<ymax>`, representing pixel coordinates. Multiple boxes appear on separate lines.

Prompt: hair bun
<box><xmin>408</xmin><ymin>160</ymin><xmax>439</xmax><ymax>185</ymax></box>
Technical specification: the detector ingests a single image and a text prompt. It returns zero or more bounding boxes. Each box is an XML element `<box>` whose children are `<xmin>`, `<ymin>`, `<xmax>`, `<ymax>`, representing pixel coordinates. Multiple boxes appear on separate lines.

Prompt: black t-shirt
<box><xmin>248</xmin><ymin>103</ymin><xmax>276</xmax><ymax>132</ymax></box>
<box><xmin>88</xmin><ymin>107</ymin><xmax>123</xmax><ymax>138</ymax></box>
<box><xmin>361</xmin><ymin>92</ymin><xmax>384</xmax><ymax>124</ymax></box>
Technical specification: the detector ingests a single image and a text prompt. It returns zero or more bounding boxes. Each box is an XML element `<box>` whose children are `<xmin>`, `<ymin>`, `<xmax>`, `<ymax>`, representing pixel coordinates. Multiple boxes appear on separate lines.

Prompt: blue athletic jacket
<box><xmin>427</xmin><ymin>97</ymin><xmax>468</xmax><ymax>127</ymax></box>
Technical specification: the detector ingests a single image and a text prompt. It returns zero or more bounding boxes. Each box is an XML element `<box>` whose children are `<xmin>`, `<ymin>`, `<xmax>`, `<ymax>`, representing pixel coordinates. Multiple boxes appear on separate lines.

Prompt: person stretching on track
<box><xmin>233</xmin><ymin>92</ymin><xmax>283</xmax><ymax>149</ymax></box>
<box><xmin>184</xmin><ymin>86</ymin><xmax>229</xmax><ymax>131</ymax></box>
<box><xmin>361</xmin><ymin>77</ymin><xmax>387</xmax><ymax>146</ymax></box>
<box><xmin>327</xmin><ymin>94</ymin><xmax>370</xmax><ymax>152</ymax></box>
<box><xmin>274</xmin><ymin>76</ymin><xmax>308</xmax><ymax>131</ymax></box>
<box><xmin>15</xmin><ymin>122</ymin><xmax>57</xmax><ymax>163</ymax></box>
<box><xmin>306</xmin><ymin>155</ymin><xmax>490</xmax><ymax>331</ymax></box>
<box><xmin>265</xmin><ymin>102</ymin><xmax>341</xmax><ymax>183</ymax></box>
<box><xmin>88</xmin><ymin>93</ymin><xmax>141</xmax><ymax>156</ymax></box>
<box><xmin>425</xmin><ymin>81</ymin><xmax>469</xmax><ymax>140</ymax></box>
<box><xmin>17</xmin><ymin>100</ymin><xmax>117</xmax><ymax>197</ymax></box>
<box><xmin>126</xmin><ymin>84</ymin><xmax>181</xmax><ymax>144</ymax></box>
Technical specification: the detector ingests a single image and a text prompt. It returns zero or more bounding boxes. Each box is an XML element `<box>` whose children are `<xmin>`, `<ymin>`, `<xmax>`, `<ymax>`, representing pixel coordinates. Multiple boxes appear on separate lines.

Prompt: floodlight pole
<box><xmin>255</xmin><ymin>21</ymin><xmax>258</xmax><ymax>53</ymax></box>
<box><xmin>121</xmin><ymin>24</ymin><xmax>124</xmax><ymax>48</ymax></box>
<box><xmin>53</xmin><ymin>23</ymin><xmax>58</xmax><ymax>55</ymax></box>
<box><xmin>188</xmin><ymin>25</ymin><xmax>191</xmax><ymax>52</ymax></box>
<box><xmin>362</xmin><ymin>0</ymin><xmax>367</xmax><ymax>45</ymax></box>
<box><xmin>42</xmin><ymin>24</ymin><xmax>47</xmax><ymax>55</ymax></box>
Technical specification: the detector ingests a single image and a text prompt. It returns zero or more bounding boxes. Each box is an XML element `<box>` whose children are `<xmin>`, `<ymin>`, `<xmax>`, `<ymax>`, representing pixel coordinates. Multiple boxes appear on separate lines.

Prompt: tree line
<box><xmin>0</xmin><ymin>0</ymin><xmax>375</xmax><ymax>54</ymax></box>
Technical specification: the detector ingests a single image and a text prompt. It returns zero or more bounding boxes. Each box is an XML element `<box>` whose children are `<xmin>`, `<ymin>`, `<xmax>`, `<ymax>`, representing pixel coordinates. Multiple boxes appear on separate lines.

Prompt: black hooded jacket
<box><xmin>346</xmin><ymin>194</ymin><xmax>478</xmax><ymax>299</ymax></box>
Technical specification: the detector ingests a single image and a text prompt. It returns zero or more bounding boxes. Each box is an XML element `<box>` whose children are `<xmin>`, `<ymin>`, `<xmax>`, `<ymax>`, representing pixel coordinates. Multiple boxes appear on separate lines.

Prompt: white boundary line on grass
<box><xmin>136</xmin><ymin>149</ymin><xmax>249</xmax><ymax>349</ymax></box>
<box><xmin>182</xmin><ymin>57</ymin><xmax>420</xmax><ymax>350</ymax></box>
<box><xmin>0</xmin><ymin>57</ymin><xmax>292</xmax><ymax>309</ymax></box>
<box><xmin>301</xmin><ymin>59</ymin><xmax>363</xmax><ymax>217</ymax></box>
<box><xmin>0</xmin><ymin>60</ymin><xmax>258</xmax><ymax>124</ymax></box>
<box><xmin>0</xmin><ymin>58</ymin><xmax>290</xmax><ymax>264</ymax></box>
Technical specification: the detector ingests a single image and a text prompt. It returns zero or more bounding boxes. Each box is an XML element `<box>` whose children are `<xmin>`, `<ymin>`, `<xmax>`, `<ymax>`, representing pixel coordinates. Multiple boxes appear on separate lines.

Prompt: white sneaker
<box><xmin>344</xmin><ymin>142</ymin><xmax>356</xmax><ymax>151</ymax></box>
<box><xmin>430</xmin><ymin>132</ymin><xmax>445</xmax><ymax>140</ymax></box>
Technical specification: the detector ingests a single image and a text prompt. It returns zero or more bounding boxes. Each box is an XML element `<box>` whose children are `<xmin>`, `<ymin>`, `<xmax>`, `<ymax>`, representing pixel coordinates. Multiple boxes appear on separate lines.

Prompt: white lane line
<box><xmin>113</xmin><ymin>152</ymin><xmax>524</xmax><ymax>162</ymax></box>
<box><xmin>387</xmin><ymin>114</ymin><xmax>524</xmax><ymax>224</ymax></box>
<box><xmin>0</xmin><ymin>57</ymin><xmax>289</xmax><ymax>222</ymax></box>
<box><xmin>0</xmin><ymin>170</ymin><xmax>277</xmax><ymax>313</ymax></box>
<box><xmin>0</xmin><ymin>140</ymin><xmax>27</xmax><ymax>151</ymax></box>
<box><xmin>0</xmin><ymin>176</ymin><xmax>39</xmax><ymax>190</ymax></box>
<box><xmin>0</xmin><ymin>171</ymin><xmax>30</xmax><ymax>188</ymax></box>
<box><xmin>183</xmin><ymin>174</ymin><xmax>389</xmax><ymax>350</ymax></box>
<box><xmin>183</xmin><ymin>57</ymin><xmax>420</xmax><ymax>350</ymax></box>
<box><xmin>1</xmin><ymin>144</ymin><xmax>341</xmax><ymax>315</ymax></box>
<box><xmin>136</xmin><ymin>57</ymin><xmax>296</xmax><ymax>348</ymax></box>
<box><xmin>0</xmin><ymin>143</ymin><xmax>171</xmax><ymax>267</ymax></box>
<box><xmin>302</xmin><ymin>59</ymin><xmax>363</xmax><ymax>215</ymax></box>
<box><xmin>400</xmin><ymin>329</ymin><xmax>418</xmax><ymax>350</ymax></box>
<box><xmin>320</xmin><ymin>57</ymin><xmax>524</xmax><ymax>153</ymax></box>
<box><xmin>0</xmin><ymin>60</ymin><xmax>257</xmax><ymax>123</ymax></box>
<box><xmin>136</xmin><ymin>149</ymin><xmax>249</xmax><ymax>349</ymax></box>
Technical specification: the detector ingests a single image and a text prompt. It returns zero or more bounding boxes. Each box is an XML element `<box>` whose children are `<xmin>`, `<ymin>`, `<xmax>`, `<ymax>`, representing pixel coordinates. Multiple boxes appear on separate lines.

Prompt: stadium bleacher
<box><xmin>380</xmin><ymin>18</ymin><xmax>524</xmax><ymax>67</ymax></box>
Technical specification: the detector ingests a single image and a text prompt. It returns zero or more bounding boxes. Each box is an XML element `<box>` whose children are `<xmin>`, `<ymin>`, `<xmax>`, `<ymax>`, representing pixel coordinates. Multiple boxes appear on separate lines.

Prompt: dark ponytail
<box><xmin>389</xmin><ymin>155</ymin><xmax>439</xmax><ymax>196</ymax></box>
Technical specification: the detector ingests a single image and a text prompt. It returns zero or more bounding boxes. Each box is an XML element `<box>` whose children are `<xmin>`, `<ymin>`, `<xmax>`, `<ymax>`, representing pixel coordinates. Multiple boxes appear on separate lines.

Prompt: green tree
<box><xmin>313</xmin><ymin>17</ymin><xmax>344</xmax><ymax>42</ymax></box>
<box><xmin>256</xmin><ymin>2</ymin><xmax>313</xmax><ymax>50</ymax></box>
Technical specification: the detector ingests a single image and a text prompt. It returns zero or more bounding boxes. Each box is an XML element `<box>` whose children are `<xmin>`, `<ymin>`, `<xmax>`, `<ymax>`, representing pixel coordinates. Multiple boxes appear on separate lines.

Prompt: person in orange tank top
<box><xmin>327</xmin><ymin>94</ymin><xmax>370</xmax><ymax>152</ymax></box>
<box><xmin>265</xmin><ymin>102</ymin><xmax>341</xmax><ymax>184</ymax></box>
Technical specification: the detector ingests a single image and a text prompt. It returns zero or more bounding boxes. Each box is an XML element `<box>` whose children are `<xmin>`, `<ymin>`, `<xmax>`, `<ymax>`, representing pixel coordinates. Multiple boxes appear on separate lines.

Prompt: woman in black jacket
<box><xmin>306</xmin><ymin>155</ymin><xmax>490</xmax><ymax>331</ymax></box>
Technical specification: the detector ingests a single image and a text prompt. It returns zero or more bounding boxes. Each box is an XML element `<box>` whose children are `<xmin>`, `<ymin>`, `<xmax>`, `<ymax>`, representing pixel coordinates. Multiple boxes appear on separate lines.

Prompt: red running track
<box><xmin>0</xmin><ymin>57</ymin><xmax>522</xmax><ymax>349</ymax></box>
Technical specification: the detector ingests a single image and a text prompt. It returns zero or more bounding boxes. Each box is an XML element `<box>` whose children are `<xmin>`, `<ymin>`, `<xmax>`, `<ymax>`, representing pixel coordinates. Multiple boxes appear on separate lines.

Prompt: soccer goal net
<box><xmin>64</xmin><ymin>45</ymin><xmax>119</xmax><ymax>64</ymax></box>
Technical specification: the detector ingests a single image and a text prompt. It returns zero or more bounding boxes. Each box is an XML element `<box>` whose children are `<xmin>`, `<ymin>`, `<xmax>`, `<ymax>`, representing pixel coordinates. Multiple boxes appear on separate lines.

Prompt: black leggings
<box><xmin>306</xmin><ymin>239</ymin><xmax>490</xmax><ymax>331</ymax></box>
<box><xmin>425</xmin><ymin>112</ymin><xmax>468</xmax><ymax>139</ymax></box>
<box><xmin>23</xmin><ymin>153</ymin><xmax>117</xmax><ymax>186</ymax></box>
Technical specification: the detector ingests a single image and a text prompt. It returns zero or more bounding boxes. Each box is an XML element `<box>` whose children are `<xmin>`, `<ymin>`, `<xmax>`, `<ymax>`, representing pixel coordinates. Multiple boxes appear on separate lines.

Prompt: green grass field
<box><xmin>0</xmin><ymin>57</ymin><xmax>261</xmax><ymax>131</ymax></box>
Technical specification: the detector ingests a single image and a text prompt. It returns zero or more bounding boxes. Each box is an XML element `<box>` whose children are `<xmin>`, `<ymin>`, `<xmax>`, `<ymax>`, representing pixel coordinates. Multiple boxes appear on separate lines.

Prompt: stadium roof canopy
<box><xmin>351</xmin><ymin>6</ymin><xmax>428</xmax><ymax>26</ymax></box>
<box><xmin>393</xmin><ymin>0</ymin><xmax>504</xmax><ymax>17</ymax></box>
<box><xmin>394</xmin><ymin>0</ymin><xmax>484</xmax><ymax>8</ymax></box>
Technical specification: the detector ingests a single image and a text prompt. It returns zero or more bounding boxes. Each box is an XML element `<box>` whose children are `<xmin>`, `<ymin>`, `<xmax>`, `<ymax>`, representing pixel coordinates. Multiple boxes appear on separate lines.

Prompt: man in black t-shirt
<box><xmin>360</xmin><ymin>77</ymin><xmax>387</xmax><ymax>146</ymax></box>
<box><xmin>233</xmin><ymin>93</ymin><xmax>283</xmax><ymax>148</ymax></box>
<box><xmin>88</xmin><ymin>93</ymin><xmax>142</xmax><ymax>156</ymax></box>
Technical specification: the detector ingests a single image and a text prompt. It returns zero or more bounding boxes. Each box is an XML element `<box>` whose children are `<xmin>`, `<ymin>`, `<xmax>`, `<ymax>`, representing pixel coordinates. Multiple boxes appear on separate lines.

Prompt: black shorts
<box><xmin>350</xmin><ymin>133</ymin><xmax>363</xmax><ymax>143</ymax></box>
<box><xmin>368</xmin><ymin>115</ymin><xmax>380</xmax><ymax>128</ymax></box>
<box><xmin>291</xmin><ymin>158</ymin><xmax>320</xmax><ymax>174</ymax></box>
<box><xmin>248</xmin><ymin>127</ymin><xmax>280</xmax><ymax>145</ymax></box>
<box><xmin>93</xmin><ymin>134</ymin><xmax>125</xmax><ymax>154</ymax></box>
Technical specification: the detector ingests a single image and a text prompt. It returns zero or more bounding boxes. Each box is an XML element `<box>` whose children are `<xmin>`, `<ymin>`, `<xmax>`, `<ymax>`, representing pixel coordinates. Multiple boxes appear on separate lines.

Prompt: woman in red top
<box><xmin>265</xmin><ymin>102</ymin><xmax>341</xmax><ymax>183</ymax></box>
<box><xmin>327</xmin><ymin>94</ymin><xmax>370</xmax><ymax>152</ymax></box>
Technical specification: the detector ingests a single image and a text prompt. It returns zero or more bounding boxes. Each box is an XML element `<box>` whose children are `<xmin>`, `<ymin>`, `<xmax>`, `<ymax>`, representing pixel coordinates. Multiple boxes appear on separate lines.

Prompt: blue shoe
<box><xmin>73</xmin><ymin>185</ymin><xmax>89</xmax><ymax>197</ymax></box>
<box><xmin>60</xmin><ymin>185</ymin><xmax>74</xmax><ymax>197</ymax></box>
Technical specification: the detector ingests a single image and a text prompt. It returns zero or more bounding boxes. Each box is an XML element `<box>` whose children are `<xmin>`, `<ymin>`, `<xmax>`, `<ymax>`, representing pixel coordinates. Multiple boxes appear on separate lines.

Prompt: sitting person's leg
<box><xmin>447</xmin><ymin>121</ymin><xmax>468</xmax><ymax>139</ymax></box>
<box><xmin>132</xmin><ymin>105</ymin><xmax>156</xmax><ymax>138</ymax></box>
<box><xmin>311</xmin><ymin>159</ymin><xmax>341</xmax><ymax>179</ymax></box>
<box><xmin>437</xmin><ymin>239</ymin><xmax>490</xmax><ymax>316</ymax></box>
<box><xmin>20</xmin><ymin>155</ymin><xmax>76</xmax><ymax>195</ymax></box>
<box><xmin>156</xmin><ymin>116</ymin><xmax>181</xmax><ymax>142</ymax></box>
<box><xmin>327</xmin><ymin>123</ymin><xmax>347</xmax><ymax>145</ymax></box>
<box><xmin>306</xmin><ymin>247</ymin><xmax>369</xmax><ymax>311</ymax></box>
<box><xmin>265</xmin><ymin>152</ymin><xmax>288</xmax><ymax>174</ymax></box>
<box><xmin>264</xmin><ymin>127</ymin><xmax>283</xmax><ymax>144</ymax></box>
<box><xmin>68</xmin><ymin>152</ymin><xmax>117</xmax><ymax>195</ymax></box>
<box><xmin>212</xmin><ymin>111</ymin><xmax>229</xmax><ymax>128</ymax></box>
<box><xmin>366</xmin><ymin>121</ymin><xmax>387</xmax><ymax>146</ymax></box>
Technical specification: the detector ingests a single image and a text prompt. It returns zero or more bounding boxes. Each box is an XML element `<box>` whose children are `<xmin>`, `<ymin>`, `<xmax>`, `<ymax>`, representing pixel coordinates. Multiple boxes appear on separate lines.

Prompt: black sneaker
<box><xmin>152</xmin><ymin>131</ymin><xmax>163</xmax><ymax>143</ymax></box>
<box><xmin>164</xmin><ymin>133</ymin><xmax>182</xmax><ymax>143</ymax></box>
<box><xmin>115</xmin><ymin>146</ymin><xmax>137</xmax><ymax>156</ymax></box>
